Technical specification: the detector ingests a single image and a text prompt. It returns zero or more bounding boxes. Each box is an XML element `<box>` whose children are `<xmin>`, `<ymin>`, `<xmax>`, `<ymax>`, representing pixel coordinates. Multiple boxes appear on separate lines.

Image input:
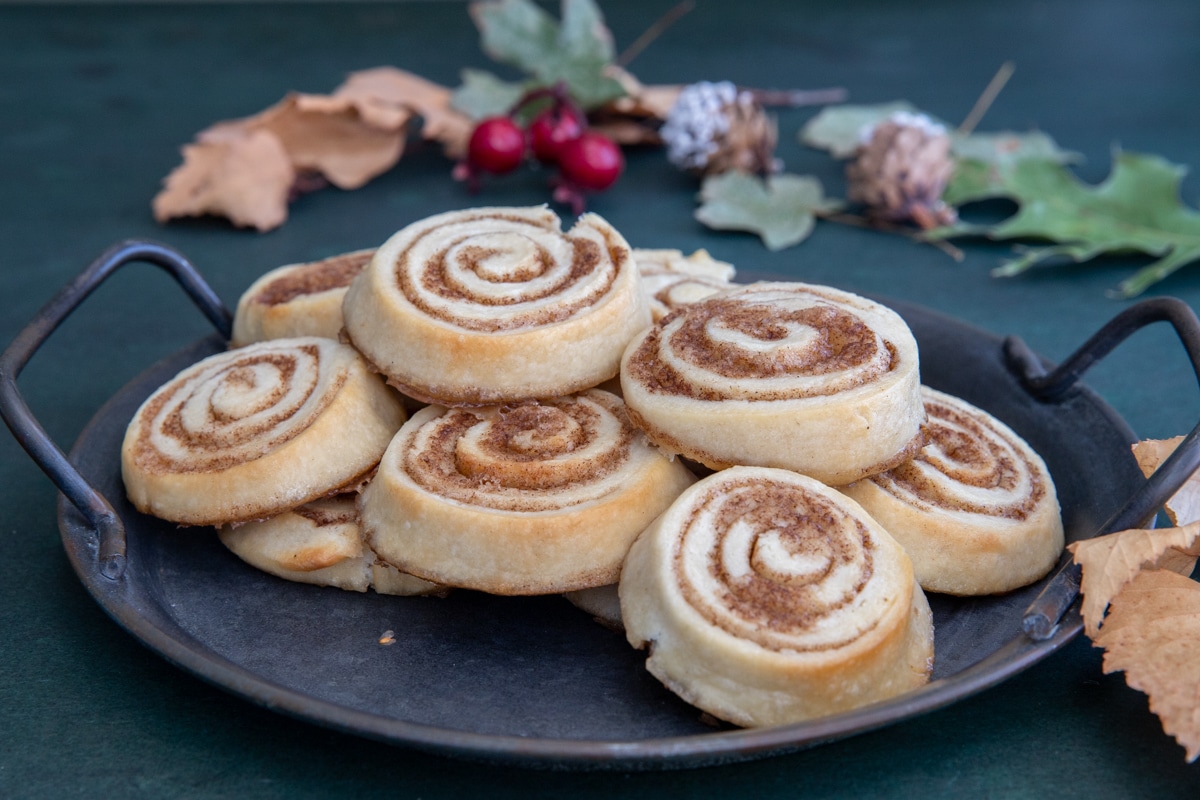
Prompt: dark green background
<box><xmin>2</xmin><ymin>1</ymin><xmax>1200</xmax><ymax>797</ymax></box>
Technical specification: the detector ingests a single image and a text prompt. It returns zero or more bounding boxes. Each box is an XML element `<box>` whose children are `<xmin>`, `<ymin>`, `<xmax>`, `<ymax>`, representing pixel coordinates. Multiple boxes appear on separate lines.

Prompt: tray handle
<box><xmin>0</xmin><ymin>240</ymin><xmax>232</xmax><ymax>581</ymax></box>
<box><xmin>1007</xmin><ymin>297</ymin><xmax>1200</xmax><ymax>639</ymax></box>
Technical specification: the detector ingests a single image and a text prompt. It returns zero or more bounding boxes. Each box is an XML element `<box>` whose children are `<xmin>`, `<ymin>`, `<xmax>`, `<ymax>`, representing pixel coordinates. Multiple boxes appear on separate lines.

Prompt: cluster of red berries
<box><xmin>454</xmin><ymin>86</ymin><xmax>624</xmax><ymax>214</ymax></box>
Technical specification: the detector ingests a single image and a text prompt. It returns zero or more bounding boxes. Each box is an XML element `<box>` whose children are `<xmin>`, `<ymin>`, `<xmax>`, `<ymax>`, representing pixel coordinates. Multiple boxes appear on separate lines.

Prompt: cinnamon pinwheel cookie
<box><xmin>633</xmin><ymin>248</ymin><xmax>736</xmax><ymax>322</ymax></box>
<box><xmin>358</xmin><ymin>389</ymin><xmax>695</xmax><ymax>595</ymax></box>
<box><xmin>841</xmin><ymin>387</ymin><xmax>1064</xmax><ymax>595</ymax></box>
<box><xmin>342</xmin><ymin>206</ymin><xmax>651</xmax><ymax>405</ymax></box>
<box><xmin>620</xmin><ymin>466</ymin><xmax>934</xmax><ymax>727</ymax></box>
<box><xmin>218</xmin><ymin>494</ymin><xmax>441</xmax><ymax>596</ymax></box>
<box><xmin>230</xmin><ymin>249</ymin><xmax>374</xmax><ymax>346</ymax></box>
<box><xmin>122</xmin><ymin>337</ymin><xmax>407</xmax><ymax>526</ymax></box>
<box><xmin>620</xmin><ymin>281</ymin><xmax>925</xmax><ymax>485</ymax></box>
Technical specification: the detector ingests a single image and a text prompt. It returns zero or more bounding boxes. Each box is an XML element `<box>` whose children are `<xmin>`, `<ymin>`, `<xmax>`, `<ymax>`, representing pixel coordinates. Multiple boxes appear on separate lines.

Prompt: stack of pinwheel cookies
<box><xmin>122</xmin><ymin>205</ymin><xmax>1062</xmax><ymax>728</ymax></box>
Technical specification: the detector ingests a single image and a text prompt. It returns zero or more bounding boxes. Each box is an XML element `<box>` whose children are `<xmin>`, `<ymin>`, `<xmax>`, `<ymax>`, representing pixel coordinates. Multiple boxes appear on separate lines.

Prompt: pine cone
<box><xmin>846</xmin><ymin>112</ymin><xmax>957</xmax><ymax>229</ymax></box>
<box><xmin>660</xmin><ymin>81</ymin><xmax>778</xmax><ymax>176</ymax></box>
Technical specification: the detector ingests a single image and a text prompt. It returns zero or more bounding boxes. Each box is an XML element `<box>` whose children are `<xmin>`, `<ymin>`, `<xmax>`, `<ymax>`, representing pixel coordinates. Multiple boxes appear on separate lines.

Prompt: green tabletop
<box><xmin>3</xmin><ymin>1</ymin><xmax>1200</xmax><ymax>797</ymax></box>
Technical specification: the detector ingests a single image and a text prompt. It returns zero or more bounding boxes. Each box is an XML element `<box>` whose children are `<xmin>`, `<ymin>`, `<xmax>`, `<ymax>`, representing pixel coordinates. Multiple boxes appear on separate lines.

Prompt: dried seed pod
<box><xmin>847</xmin><ymin>111</ymin><xmax>957</xmax><ymax>229</ymax></box>
<box><xmin>660</xmin><ymin>81</ymin><xmax>778</xmax><ymax>176</ymax></box>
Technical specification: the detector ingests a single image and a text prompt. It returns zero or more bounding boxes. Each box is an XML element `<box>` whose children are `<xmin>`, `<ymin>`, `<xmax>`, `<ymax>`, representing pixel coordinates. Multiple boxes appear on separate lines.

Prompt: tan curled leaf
<box><xmin>590</xmin><ymin>70</ymin><xmax>682</xmax><ymax>145</ymax></box>
<box><xmin>1070</xmin><ymin>522</ymin><xmax>1200</xmax><ymax>637</ymax></box>
<box><xmin>334</xmin><ymin>67</ymin><xmax>473</xmax><ymax>158</ymax></box>
<box><xmin>604</xmin><ymin>66</ymin><xmax>682</xmax><ymax>121</ymax></box>
<box><xmin>251</xmin><ymin>92</ymin><xmax>409</xmax><ymax>190</ymax></box>
<box><xmin>152</xmin><ymin>127</ymin><xmax>294</xmax><ymax>232</ymax></box>
<box><xmin>1133</xmin><ymin>436</ymin><xmax>1200</xmax><ymax>526</ymax></box>
<box><xmin>1094</xmin><ymin>568</ymin><xmax>1200</xmax><ymax>761</ymax></box>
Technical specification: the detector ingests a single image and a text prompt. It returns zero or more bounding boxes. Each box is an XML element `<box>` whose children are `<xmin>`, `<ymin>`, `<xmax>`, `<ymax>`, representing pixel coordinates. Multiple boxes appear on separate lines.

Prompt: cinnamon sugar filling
<box><xmin>672</xmin><ymin>476</ymin><xmax>879</xmax><ymax>652</ymax></box>
<box><xmin>255</xmin><ymin>250</ymin><xmax>374</xmax><ymax>305</ymax></box>
<box><xmin>866</xmin><ymin>397</ymin><xmax>1046</xmax><ymax>519</ymax></box>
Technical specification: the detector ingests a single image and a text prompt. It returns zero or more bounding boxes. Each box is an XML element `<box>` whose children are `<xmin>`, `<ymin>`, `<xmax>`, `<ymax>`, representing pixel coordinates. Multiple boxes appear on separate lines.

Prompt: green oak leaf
<box><xmin>803</xmin><ymin>100</ymin><xmax>1081</xmax><ymax>165</ymax></box>
<box><xmin>469</xmin><ymin>0</ymin><xmax>626</xmax><ymax>110</ymax></box>
<box><xmin>944</xmin><ymin>131</ymin><xmax>1081</xmax><ymax>205</ymax></box>
<box><xmin>932</xmin><ymin>150</ymin><xmax>1200</xmax><ymax>297</ymax></box>
<box><xmin>799</xmin><ymin>101</ymin><xmax>927</xmax><ymax>158</ymax></box>
<box><xmin>450</xmin><ymin>68</ymin><xmax>528</xmax><ymax>120</ymax></box>
<box><xmin>696</xmin><ymin>172</ymin><xmax>843</xmax><ymax>251</ymax></box>
<box><xmin>950</xmin><ymin>130</ymin><xmax>1081</xmax><ymax>167</ymax></box>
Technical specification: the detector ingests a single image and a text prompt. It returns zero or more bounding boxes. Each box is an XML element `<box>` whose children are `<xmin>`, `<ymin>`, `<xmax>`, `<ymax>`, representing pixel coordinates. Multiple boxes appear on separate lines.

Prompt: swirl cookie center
<box><xmin>486</xmin><ymin>404</ymin><xmax>586</xmax><ymax>457</ymax></box>
<box><xmin>879</xmin><ymin>399</ymin><xmax>1044</xmax><ymax>519</ymax></box>
<box><xmin>406</xmin><ymin>395</ymin><xmax>633</xmax><ymax>506</ymax></box>
<box><xmin>205</xmin><ymin>363</ymin><xmax>291</xmax><ymax>421</ymax></box>
<box><xmin>393</xmin><ymin>217</ymin><xmax>617</xmax><ymax>331</ymax></box>
<box><xmin>676</xmin><ymin>479</ymin><xmax>876</xmax><ymax>651</ymax></box>
<box><xmin>453</xmin><ymin>234</ymin><xmax>546</xmax><ymax>283</ymax></box>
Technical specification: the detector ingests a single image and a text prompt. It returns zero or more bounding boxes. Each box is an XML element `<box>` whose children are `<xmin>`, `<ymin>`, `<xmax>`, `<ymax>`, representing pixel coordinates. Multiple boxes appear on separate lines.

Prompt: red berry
<box><xmin>467</xmin><ymin>116</ymin><xmax>525</xmax><ymax>175</ymax></box>
<box><xmin>528</xmin><ymin>108</ymin><xmax>584</xmax><ymax>165</ymax></box>
<box><xmin>558</xmin><ymin>132</ymin><xmax>624</xmax><ymax>191</ymax></box>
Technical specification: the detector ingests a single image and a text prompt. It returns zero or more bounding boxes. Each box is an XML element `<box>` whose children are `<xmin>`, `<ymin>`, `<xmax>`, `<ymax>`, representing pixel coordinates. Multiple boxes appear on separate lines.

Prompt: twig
<box><xmin>816</xmin><ymin>210</ymin><xmax>965</xmax><ymax>262</ymax></box>
<box><xmin>958</xmin><ymin>61</ymin><xmax>1015</xmax><ymax>135</ymax></box>
<box><xmin>747</xmin><ymin>87</ymin><xmax>849</xmax><ymax>108</ymax></box>
<box><xmin>616</xmin><ymin>1</ymin><xmax>695</xmax><ymax>68</ymax></box>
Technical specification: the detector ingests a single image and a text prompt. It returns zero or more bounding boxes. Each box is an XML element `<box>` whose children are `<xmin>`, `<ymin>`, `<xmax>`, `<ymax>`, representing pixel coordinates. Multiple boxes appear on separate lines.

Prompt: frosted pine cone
<box><xmin>660</xmin><ymin>81</ymin><xmax>778</xmax><ymax>175</ymax></box>
<box><xmin>847</xmin><ymin>111</ymin><xmax>957</xmax><ymax>229</ymax></box>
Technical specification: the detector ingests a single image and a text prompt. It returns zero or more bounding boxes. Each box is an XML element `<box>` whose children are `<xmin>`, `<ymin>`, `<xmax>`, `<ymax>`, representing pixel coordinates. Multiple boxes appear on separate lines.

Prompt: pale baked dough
<box><xmin>218</xmin><ymin>494</ymin><xmax>441</xmax><ymax>596</ymax></box>
<box><xmin>621</xmin><ymin>281</ymin><xmax>925</xmax><ymax>485</ymax></box>
<box><xmin>230</xmin><ymin>249</ymin><xmax>374</xmax><ymax>346</ymax></box>
<box><xmin>633</xmin><ymin>248</ymin><xmax>736</xmax><ymax>322</ymax></box>
<box><xmin>563</xmin><ymin>584</ymin><xmax>623</xmax><ymax>630</ymax></box>
<box><xmin>620</xmin><ymin>465</ymin><xmax>934</xmax><ymax>727</ymax></box>
<box><xmin>122</xmin><ymin>337</ymin><xmax>407</xmax><ymax>525</ymax></box>
<box><xmin>841</xmin><ymin>386</ymin><xmax>1064</xmax><ymax>595</ymax></box>
<box><xmin>342</xmin><ymin>206</ymin><xmax>651</xmax><ymax>405</ymax></box>
<box><xmin>359</xmin><ymin>389</ymin><xmax>695</xmax><ymax>595</ymax></box>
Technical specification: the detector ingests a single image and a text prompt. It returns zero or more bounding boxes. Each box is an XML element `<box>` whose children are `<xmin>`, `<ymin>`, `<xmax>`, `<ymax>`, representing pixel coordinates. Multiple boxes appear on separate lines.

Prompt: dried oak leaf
<box><xmin>590</xmin><ymin>68</ymin><xmax>682</xmax><ymax>146</ymax></box>
<box><xmin>1133</xmin><ymin>436</ymin><xmax>1200</xmax><ymax>526</ymax></box>
<box><xmin>1069</xmin><ymin>522</ymin><xmax>1200</xmax><ymax>637</ymax></box>
<box><xmin>333</xmin><ymin>67</ymin><xmax>472</xmax><ymax>159</ymax></box>
<box><xmin>152</xmin><ymin>126</ymin><xmax>294</xmax><ymax>232</ymax></box>
<box><xmin>154</xmin><ymin>91</ymin><xmax>408</xmax><ymax>230</ymax></box>
<box><xmin>250</xmin><ymin>92</ymin><xmax>410</xmax><ymax>190</ymax></box>
<box><xmin>1093</xmin><ymin>568</ymin><xmax>1200</xmax><ymax>761</ymax></box>
<box><xmin>155</xmin><ymin>67</ymin><xmax>470</xmax><ymax>231</ymax></box>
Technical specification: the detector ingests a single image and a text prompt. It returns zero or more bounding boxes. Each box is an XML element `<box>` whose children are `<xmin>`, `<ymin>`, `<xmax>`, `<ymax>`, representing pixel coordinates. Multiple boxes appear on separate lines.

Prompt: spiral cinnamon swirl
<box><xmin>218</xmin><ymin>494</ymin><xmax>441</xmax><ymax>596</ymax></box>
<box><xmin>633</xmin><ymin>248</ymin><xmax>736</xmax><ymax>323</ymax></box>
<box><xmin>620</xmin><ymin>466</ymin><xmax>934</xmax><ymax>727</ymax></box>
<box><xmin>358</xmin><ymin>389</ymin><xmax>695</xmax><ymax>595</ymax></box>
<box><xmin>342</xmin><ymin>206</ymin><xmax>650</xmax><ymax>405</ymax></box>
<box><xmin>841</xmin><ymin>387</ymin><xmax>1064</xmax><ymax>595</ymax></box>
<box><xmin>121</xmin><ymin>337</ymin><xmax>407</xmax><ymax>526</ymax></box>
<box><xmin>620</xmin><ymin>281</ymin><xmax>925</xmax><ymax>485</ymax></box>
<box><xmin>230</xmin><ymin>249</ymin><xmax>374</xmax><ymax>346</ymax></box>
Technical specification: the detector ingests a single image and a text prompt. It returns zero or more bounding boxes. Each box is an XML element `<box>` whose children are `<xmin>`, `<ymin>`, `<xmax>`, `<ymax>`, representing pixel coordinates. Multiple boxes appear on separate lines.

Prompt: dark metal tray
<box><xmin>5</xmin><ymin>241</ymin><xmax>1200</xmax><ymax>770</ymax></box>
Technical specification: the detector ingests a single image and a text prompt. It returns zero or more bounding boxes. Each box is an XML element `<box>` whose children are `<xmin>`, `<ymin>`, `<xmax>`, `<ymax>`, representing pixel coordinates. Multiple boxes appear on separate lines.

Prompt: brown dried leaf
<box><xmin>333</xmin><ymin>67</ymin><xmax>473</xmax><ymax>158</ymax></box>
<box><xmin>604</xmin><ymin>66</ymin><xmax>681</xmax><ymax>120</ymax></box>
<box><xmin>1133</xmin><ymin>436</ymin><xmax>1185</xmax><ymax>477</ymax></box>
<box><xmin>590</xmin><ymin>66</ymin><xmax>681</xmax><ymax>145</ymax></box>
<box><xmin>156</xmin><ymin>67</ymin><xmax>473</xmax><ymax>231</ymax></box>
<box><xmin>248</xmin><ymin>92</ymin><xmax>409</xmax><ymax>190</ymax></box>
<box><xmin>1133</xmin><ymin>436</ymin><xmax>1200</xmax><ymax>526</ymax></box>
<box><xmin>1070</xmin><ymin>522</ymin><xmax>1200</xmax><ymax>637</ymax></box>
<box><xmin>152</xmin><ymin>127</ymin><xmax>294</xmax><ymax>232</ymax></box>
<box><xmin>1094</xmin><ymin>568</ymin><xmax>1200</xmax><ymax>761</ymax></box>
